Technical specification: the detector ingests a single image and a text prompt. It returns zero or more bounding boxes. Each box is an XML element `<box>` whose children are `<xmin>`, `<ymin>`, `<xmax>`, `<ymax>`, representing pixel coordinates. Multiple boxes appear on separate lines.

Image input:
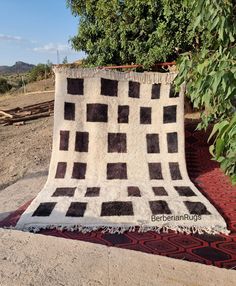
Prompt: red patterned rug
<box><xmin>1</xmin><ymin>122</ymin><xmax>236</xmax><ymax>269</ymax></box>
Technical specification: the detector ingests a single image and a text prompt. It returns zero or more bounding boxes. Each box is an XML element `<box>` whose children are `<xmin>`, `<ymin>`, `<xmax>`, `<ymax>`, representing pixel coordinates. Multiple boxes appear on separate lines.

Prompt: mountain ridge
<box><xmin>0</xmin><ymin>61</ymin><xmax>35</xmax><ymax>74</ymax></box>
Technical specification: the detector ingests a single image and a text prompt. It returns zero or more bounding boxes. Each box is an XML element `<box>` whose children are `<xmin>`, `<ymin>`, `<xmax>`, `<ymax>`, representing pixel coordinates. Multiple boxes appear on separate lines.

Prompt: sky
<box><xmin>0</xmin><ymin>0</ymin><xmax>85</xmax><ymax>66</ymax></box>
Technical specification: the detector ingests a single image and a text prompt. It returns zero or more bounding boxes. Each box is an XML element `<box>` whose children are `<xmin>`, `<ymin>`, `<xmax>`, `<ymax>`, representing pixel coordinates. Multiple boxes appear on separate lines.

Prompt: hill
<box><xmin>0</xmin><ymin>61</ymin><xmax>35</xmax><ymax>75</ymax></box>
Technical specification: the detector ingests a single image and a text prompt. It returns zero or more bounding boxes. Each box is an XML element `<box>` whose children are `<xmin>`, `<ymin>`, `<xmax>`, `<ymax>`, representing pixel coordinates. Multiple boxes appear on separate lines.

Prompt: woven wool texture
<box><xmin>16</xmin><ymin>67</ymin><xmax>229</xmax><ymax>234</ymax></box>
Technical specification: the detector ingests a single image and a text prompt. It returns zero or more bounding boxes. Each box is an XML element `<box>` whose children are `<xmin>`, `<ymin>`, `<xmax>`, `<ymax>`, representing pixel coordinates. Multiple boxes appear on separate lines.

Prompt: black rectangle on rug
<box><xmin>184</xmin><ymin>201</ymin><xmax>211</xmax><ymax>215</ymax></box>
<box><xmin>149</xmin><ymin>200</ymin><xmax>172</xmax><ymax>214</ymax></box>
<box><xmin>169</xmin><ymin>84</ymin><xmax>179</xmax><ymax>98</ymax></box>
<box><xmin>108</xmin><ymin>133</ymin><xmax>127</xmax><ymax>153</ymax></box>
<box><xmin>127</xmin><ymin>186</ymin><xmax>141</xmax><ymax>197</ymax></box>
<box><xmin>66</xmin><ymin>202</ymin><xmax>87</xmax><ymax>217</ymax></box>
<box><xmin>72</xmin><ymin>162</ymin><xmax>87</xmax><ymax>179</ymax></box>
<box><xmin>169</xmin><ymin>162</ymin><xmax>182</xmax><ymax>180</ymax></box>
<box><xmin>67</xmin><ymin>78</ymin><xmax>84</xmax><ymax>95</ymax></box>
<box><xmin>148</xmin><ymin>163</ymin><xmax>163</xmax><ymax>180</ymax></box>
<box><xmin>167</xmin><ymin>132</ymin><xmax>178</xmax><ymax>153</ymax></box>
<box><xmin>118</xmin><ymin>105</ymin><xmax>129</xmax><ymax>123</ymax></box>
<box><xmin>152</xmin><ymin>187</ymin><xmax>168</xmax><ymax>196</ymax></box>
<box><xmin>140</xmin><ymin>107</ymin><xmax>152</xmax><ymax>124</ymax></box>
<box><xmin>163</xmin><ymin>105</ymin><xmax>177</xmax><ymax>123</ymax></box>
<box><xmin>32</xmin><ymin>202</ymin><xmax>56</xmax><ymax>217</ymax></box>
<box><xmin>52</xmin><ymin>187</ymin><xmax>76</xmax><ymax>197</ymax></box>
<box><xmin>146</xmin><ymin>134</ymin><xmax>160</xmax><ymax>153</ymax></box>
<box><xmin>64</xmin><ymin>102</ymin><xmax>75</xmax><ymax>121</ymax></box>
<box><xmin>107</xmin><ymin>163</ymin><xmax>127</xmax><ymax>179</ymax></box>
<box><xmin>85</xmin><ymin>187</ymin><xmax>100</xmax><ymax>197</ymax></box>
<box><xmin>101</xmin><ymin>78</ymin><xmax>118</xmax><ymax>97</ymax></box>
<box><xmin>174</xmin><ymin>186</ymin><xmax>196</xmax><ymax>197</ymax></box>
<box><xmin>101</xmin><ymin>201</ymin><xmax>134</xmax><ymax>216</ymax></box>
<box><xmin>128</xmin><ymin>81</ymin><xmax>140</xmax><ymax>98</ymax></box>
<box><xmin>87</xmin><ymin>103</ymin><xmax>108</xmax><ymax>122</ymax></box>
<box><xmin>75</xmin><ymin>131</ymin><xmax>89</xmax><ymax>152</ymax></box>
<box><xmin>151</xmin><ymin>83</ymin><xmax>161</xmax><ymax>99</ymax></box>
<box><xmin>59</xmin><ymin>130</ymin><xmax>70</xmax><ymax>151</ymax></box>
<box><xmin>55</xmin><ymin>162</ymin><xmax>67</xmax><ymax>178</ymax></box>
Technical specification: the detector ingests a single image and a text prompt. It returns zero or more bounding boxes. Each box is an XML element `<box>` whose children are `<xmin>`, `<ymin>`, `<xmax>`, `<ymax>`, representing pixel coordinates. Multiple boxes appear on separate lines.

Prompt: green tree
<box><xmin>0</xmin><ymin>78</ymin><xmax>12</xmax><ymax>94</ymax></box>
<box><xmin>175</xmin><ymin>0</ymin><xmax>236</xmax><ymax>184</ymax></box>
<box><xmin>28</xmin><ymin>63</ymin><xmax>52</xmax><ymax>82</ymax></box>
<box><xmin>66</xmin><ymin>0</ymin><xmax>194</xmax><ymax>67</ymax></box>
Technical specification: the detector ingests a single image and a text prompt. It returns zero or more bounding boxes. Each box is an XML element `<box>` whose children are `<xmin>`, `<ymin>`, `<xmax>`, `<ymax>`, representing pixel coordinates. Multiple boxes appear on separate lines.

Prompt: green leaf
<box><xmin>208</xmin><ymin>121</ymin><xmax>228</xmax><ymax>142</ymax></box>
<box><xmin>215</xmin><ymin>138</ymin><xmax>225</xmax><ymax>158</ymax></box>
<box><xmin>231</xmin><ymin>175</ymin><xmax>236</xmax><ymax>185</ymax></box>
<box><xmin>209</xmin><ymin>144</ymin><xmax>215</xmax><ymax>156</ymax></box>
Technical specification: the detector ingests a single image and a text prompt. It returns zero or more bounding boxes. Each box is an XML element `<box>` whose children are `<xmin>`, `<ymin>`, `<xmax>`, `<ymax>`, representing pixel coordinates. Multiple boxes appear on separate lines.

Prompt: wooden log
<box><xmin>13</xmin><ymin>111</ymin><xmax>32</xmax><ymax>117</ymax></box>
<box><xmin>0</xmin><ymin>110</ymin><xmax>13</xmax><ymax>118</ymax></box>
<box><xmin>19</xmin><ymin>100</ymin><xmax>54</xmax><ymax>111</ymax></box>
<box><xmin>13</xmin><ymin>121</ymin><xmax>25</xmax><ymax>126</ymax></box>
<box><xmin>3</xmin><ymin>100</ymin><xmax>54</xmax><ymax>113</ymax></box>
<box><xmin>3</xmin><ymin>111</ymin><xmax>52</xmax><ymax>125</ymax></box>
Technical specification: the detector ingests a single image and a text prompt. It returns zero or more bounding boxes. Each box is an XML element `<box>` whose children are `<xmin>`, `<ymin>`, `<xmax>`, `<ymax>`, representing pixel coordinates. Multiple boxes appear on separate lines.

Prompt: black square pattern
<box><xmin>140</xmin><ymin>107</ymin><xmax>152</xmax><ymax>124</ymax></box>
<box><xmin>148</xmin><ymin>163</ymin><xmax>163</xmax><ymax>180</ymax></box>
<box><xmin>169</xmin><ymin>84</ymin><xmax>179</xmax><ymax>98</ymax></box>
<box><xmin>152</xmin><ymin>187</ymin><xmax>168</xmax><ymax>196</ymax></box>
<box><xmin>32</xmin><ymin>202</ymin><xmax>56</xmax><ymax>217</ymax></box>
<box><xmin>52</xmin><ymin>187</ymin><xmax>76</xmax><ymax>197</ymax></box>
<box><xmin>167</xmin><ymin>132</ymin><xmax>178</xmax><ymax>153</ymax></box>
<box><xmin>75</xmin><ymin>131</ymin><xmax>89</xmax><ymax>152</ymax></box>
<box><xmin>55</xmin><ymin>162</ymin><xmax>67</xmax><ymax>178</ymax></box>
<box><xmin>101</xmin><ymin>78</ymin><xmax>118</xmax><ymax>97</ymax></box>
<box><xmin>127</xmin><ymin>186</ymin><xmax>141</xmax><ymax>197</ymax></box>
<box><xmin>151</xmin><ymin>83</ymin><xmax>161</xmax><ymax>99</ymax></box>
<box><xmin>59</xmin><ymin>130</ymin><xmax>69</xmax><ymax>151</ymax></box>
<box><xmin>128</xmin><ymin>81</ymin><xmax>140</xmax><ymax>98</ymax></box>
<box><xmin>101</xmin><ymin>201</ymin><xmax>134</xmax><ymax>216</ymax></box>
<box><xmin>174</xmin><ymin>186</ymin><xmax>196</xmax><ymax>197</ymax></box>
<box><xmin>72</xmin><ymin>162</ymin><xmax>87</xmax><ymax>179</ymax></box>
<box><xmin>66</xmin><ymin>202</ymin><xmax>87</xmax><ymax>217</ymax></box>
<box><xmin>118</xmin><ymin>105</ymin><xmax>129</xmax><ymax>123</ymax></box>
<box><xmin>64</xmin><ymin>102</ymin><xmax>75</xmax><ymax>121</ymax></box>
<box><xmin>87</xmin><ymin>103</ymin><xmax>108</xmax><ymax>122</ymax></box>
<box><xmin>107</xmin><ymin>163</ymin><xmax>127</xmax><ymax>179</ymax></box>
<box><xmin>163</xmin><ymin>105</ymin><xmax>177</xmax><ymax>123</ymax></box>
<box><xmin>169</xmin><ymin>162</ymin><xmax>182</xmax><ymax>180</ymax></box>
<box><xmin>146</xmin><ymin>134</ymin><xmax>160</xmax><ymax>153</ymax></box>
<box><xmin>67</xmin><ymin>78</ymin><xmax>84</xmax><ymax>95</ymax></box>
<box><xmin>85</xmin><ymin>187</ymin><xmax>100</xmax><ymax>197</ymax></box>
<box><xmin>108</xmin><ymin>133</ymin><xmax>127</xmax><ymax>153</ymax></box>
<box><xmin>149</xmin><ymin>200</ymin><xmax>172</xmax><ymax>214</ymax></box>
<box><xmin>184</xmin><ymin>201</ymin><xmax>211</xmax><ymax>215</ymax></box>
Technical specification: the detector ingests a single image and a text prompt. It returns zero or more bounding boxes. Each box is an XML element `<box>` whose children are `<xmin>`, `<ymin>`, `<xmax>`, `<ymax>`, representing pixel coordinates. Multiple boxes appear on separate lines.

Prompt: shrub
<box><xmin>175</xmin><ymin>0</ymin><xmax>236</xmax><ymax>184</ymax></box>
<box><xmin>0</xmin><ymin>78</ymin><xmax>12</xmax><ymax>94</ymax></box>
<box><xmin>28</xmin><ymin>64</ymin><xmax>52</xmax><ymax>82</ymax></box>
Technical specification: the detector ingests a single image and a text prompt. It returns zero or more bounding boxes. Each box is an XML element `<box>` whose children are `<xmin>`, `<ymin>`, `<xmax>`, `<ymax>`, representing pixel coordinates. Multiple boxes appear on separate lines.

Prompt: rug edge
<box><xmin>13</xmin><ymin>223</ymin><xmax>230</xmax><ymax>235</ymax></box>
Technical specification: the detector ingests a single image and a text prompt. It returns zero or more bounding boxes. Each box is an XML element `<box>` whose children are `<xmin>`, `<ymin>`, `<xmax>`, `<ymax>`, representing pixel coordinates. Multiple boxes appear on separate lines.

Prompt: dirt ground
<box><xmin>0</xmin><ymin>91</ymin><xmax>54</xmax><ymax>191</ymax></box>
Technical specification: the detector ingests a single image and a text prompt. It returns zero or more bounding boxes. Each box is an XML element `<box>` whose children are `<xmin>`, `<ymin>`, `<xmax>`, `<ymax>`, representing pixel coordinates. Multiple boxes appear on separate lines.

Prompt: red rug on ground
<box><xmin>1</xmin><ymin>122</ymin><xmax>236</xmax><ymax>269</ymax></box>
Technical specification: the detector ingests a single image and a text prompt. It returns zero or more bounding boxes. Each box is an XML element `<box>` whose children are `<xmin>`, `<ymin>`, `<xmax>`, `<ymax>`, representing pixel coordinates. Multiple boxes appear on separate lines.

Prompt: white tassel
<box><xmin>53</xmin><ymin>66</ymin><xmax>177</xmax><ymax>84</ymax></box>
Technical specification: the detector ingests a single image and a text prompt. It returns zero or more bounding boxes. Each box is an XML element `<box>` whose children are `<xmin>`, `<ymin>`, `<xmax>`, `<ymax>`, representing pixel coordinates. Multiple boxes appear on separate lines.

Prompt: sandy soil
<box><xmin>0</xmin><ymin>92</ymin><xmax>54</xmax><ymax>191</ymax></box>
<box><xmin>0</xmin><ymin>229</ymin><xmax>236</xmax><ymax>286</ymax></box>
<box><xmin>0</xmin><ymin>89</ymin><xmax>54</xmax><ymax>110</ymax></box>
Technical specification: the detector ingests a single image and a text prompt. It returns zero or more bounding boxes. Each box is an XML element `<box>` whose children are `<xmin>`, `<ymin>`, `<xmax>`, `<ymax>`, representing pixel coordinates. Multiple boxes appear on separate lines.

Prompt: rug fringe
<box><xmin>13</xmin><ymin>223</ymin><xmax>230</xmax><ymax>235</ymax></box>
<box><xmin>53</xmin><ymin>66</ymin><xmax>177</xmax><ymax>84</ymax></box>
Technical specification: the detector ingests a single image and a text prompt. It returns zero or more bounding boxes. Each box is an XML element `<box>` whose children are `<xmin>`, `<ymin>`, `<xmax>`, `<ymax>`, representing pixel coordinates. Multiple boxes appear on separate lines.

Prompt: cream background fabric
<box><xmin>16</xmin><ymin>67</ymin><xmax>229</xmax><ymax>234</ymax></box>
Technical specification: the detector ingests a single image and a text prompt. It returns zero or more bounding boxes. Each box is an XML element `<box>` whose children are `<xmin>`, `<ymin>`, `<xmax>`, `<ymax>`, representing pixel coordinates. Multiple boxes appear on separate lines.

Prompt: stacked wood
<box><xmin>0</xmin><ymin>100</ymin><xmax>54</xmax><ymax>126</ymax></box>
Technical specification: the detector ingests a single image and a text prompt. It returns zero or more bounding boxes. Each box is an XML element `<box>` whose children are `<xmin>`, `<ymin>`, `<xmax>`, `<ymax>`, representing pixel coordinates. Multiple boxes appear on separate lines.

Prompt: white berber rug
<box><xmin>16</xmin><ymin>67</ymin><xmax>229</xmax><ymax>234</ymax></box>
